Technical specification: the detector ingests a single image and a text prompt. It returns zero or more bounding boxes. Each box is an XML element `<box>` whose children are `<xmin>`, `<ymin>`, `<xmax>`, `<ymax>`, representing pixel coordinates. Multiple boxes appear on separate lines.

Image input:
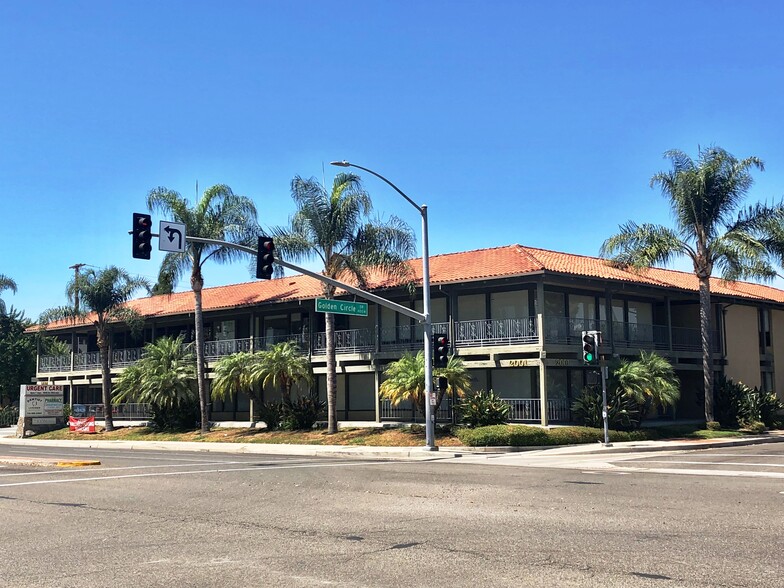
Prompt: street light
<box><xmin>330</xmin><ymin>160</ymin><xmax>437</xmax><ymax>450</ymax></box>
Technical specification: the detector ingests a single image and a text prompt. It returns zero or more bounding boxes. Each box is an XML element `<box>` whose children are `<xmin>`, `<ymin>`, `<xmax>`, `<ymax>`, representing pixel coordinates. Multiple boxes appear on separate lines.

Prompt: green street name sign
<box><xmin>315</xmin><ymin>298</ymin><xmax>368</xmax><ymax>317</ymax></box>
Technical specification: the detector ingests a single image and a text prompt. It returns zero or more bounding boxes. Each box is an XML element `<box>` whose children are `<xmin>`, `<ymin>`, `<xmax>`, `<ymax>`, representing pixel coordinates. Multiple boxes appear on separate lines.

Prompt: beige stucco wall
<box><xmin>771</xmin><ymin>310</ymin><xmax>784</xmax><ymax>398</ymax></box>
<box><xmin>724</xmin><ymin>305</ymin><xmax>760</xmax><ymax>389</ymax></box>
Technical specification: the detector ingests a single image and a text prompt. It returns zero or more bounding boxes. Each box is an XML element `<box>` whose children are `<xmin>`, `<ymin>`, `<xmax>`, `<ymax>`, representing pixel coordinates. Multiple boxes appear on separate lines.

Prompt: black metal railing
<box><xmin>36</xmin><ymin>316</ymin><xmax>724</xmax><ymax>373</ymax></box>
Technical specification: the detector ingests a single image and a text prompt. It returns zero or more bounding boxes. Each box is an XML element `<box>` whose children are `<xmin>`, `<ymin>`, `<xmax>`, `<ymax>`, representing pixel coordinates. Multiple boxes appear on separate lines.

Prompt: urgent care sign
<box><xmin>19</xmin><ymin>385</ymin><xmax>64</xmax><ymax>419</ymax></box>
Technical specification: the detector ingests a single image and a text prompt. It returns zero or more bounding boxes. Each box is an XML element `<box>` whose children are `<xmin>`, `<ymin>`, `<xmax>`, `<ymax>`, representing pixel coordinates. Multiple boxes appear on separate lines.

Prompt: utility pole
<box><xmin>69</xmin><ymin>263</ymin><xmax>86</xmax><ymax>312</ymax></box>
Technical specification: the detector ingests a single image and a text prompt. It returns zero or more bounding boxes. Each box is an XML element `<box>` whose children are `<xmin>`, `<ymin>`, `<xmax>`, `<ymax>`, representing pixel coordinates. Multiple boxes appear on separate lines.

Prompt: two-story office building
<box><xmin>33</xmin><ymin>244</ymin><xmax>784</xmax><ymax>425</ymax></box>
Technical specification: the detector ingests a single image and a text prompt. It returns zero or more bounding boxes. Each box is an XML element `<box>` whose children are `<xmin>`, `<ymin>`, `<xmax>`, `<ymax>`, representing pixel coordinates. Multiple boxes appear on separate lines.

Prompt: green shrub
<box><xmin>457</xmin><ymin>389</ymin><xmax>510</xmax><ymax>428</ymax></box>
<box><xmin>740</xmin><ymin>420</ymin><xmax>767</xmax><ymax>434</ymax></box>
<box><xmin>571</xmin><ymin>386</ymin><xmax>640</xmax><ymax>430</ymax></box>
<box><xmin>256</xmin><ymin>401</ymin><xmax>284</xmax><ymax>431</ymax></box>
<box><xmin>280</xmin><ymin>395</ymin><xmax>326</xmax><ymax>431</ymax></box>
<box><xmin>0</xmin><ymin>405</ymin><xmax>19</xmax><ymax>427</ymax></box>
<box><xmin>706</xmin><ymin>420</ymin><xmax>722</xmax><ymax>431</ymax></box>
<box><xmin>456</xmin><ymin>425</ymin><xmax>519</xmax><ymax>446</ymax></box>
<box><xmin>150</xmin><ymin>400</ymin><xmax>200</xmax><ymax>431</ymax></box>
<box><xmin>715</xmin><ymin>375</ymin><xmax>782</xmax><ymax>428</ymax></box>
<box><xmin>759</xmin><ymin>391</ymin><xmax>784</xmax><ymax>429</ymax></box>
<box><xmin>455</xmin><ymin>424</ymin><xmax>650</xmax><ymax>447</ymax></box>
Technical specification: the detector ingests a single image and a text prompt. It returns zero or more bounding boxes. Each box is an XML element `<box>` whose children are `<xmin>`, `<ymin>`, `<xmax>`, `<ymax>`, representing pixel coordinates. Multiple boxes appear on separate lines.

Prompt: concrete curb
<box><xmin>0</xmin><ymin>437</ymin><xmax>463</xmax><ymax>460</ymax></box>
<box><xmin>1</xmin><ymin>432</ymin><xmax>781</xmax><ymax>460</ymax></box>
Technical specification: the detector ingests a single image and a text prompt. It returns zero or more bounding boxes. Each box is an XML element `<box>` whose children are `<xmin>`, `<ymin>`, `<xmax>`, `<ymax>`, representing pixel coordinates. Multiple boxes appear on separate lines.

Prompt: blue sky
<box><xmin>3</xmin><ymin>1</ymin><xmax>784</xmax><ymax>318</ymax></box>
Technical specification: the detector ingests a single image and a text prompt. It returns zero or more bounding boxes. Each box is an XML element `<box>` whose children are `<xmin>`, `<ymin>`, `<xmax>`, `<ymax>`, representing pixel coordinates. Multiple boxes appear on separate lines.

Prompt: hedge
<box><xmin>455</xmin><ymin>424</ymin><xmax>649</xmax><ymax>447</ymax></box>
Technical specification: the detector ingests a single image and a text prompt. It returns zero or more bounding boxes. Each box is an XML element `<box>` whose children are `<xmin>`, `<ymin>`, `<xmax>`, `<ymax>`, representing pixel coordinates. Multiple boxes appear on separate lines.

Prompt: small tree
<box><xmin>0</xmin><ymin>274</ymin><xmax>18</xmax><ymax>315</ymax></box>
<box><xmin>0</xmin><ymin>308</ymin><xmax>36</xmax><ymax>405</ymax></box>
<box><xmin>572</xmin><ymin>351</ymin><xmax>679</xmax><ymax>429</ymax></box>
<box><xmin>256</xmin><ymin>341</ymin><xmax>313</xmax><ymax>403</ymax></box>
<box><xmin>113</xmin><ymin>336</ymin><xmax>198</xmax><ymax>430</ymax></box>
<box><xmin>612</xmin><ymin>350</ymin><xmax>680</xmax><ymax>418</ymax></box>
<box><xmin>40</xmin><ymin>267</ymin><xmax>149</xmax><ymax>431</ymax></box>
<box><xmin>380</xmin><ymin>351</ymin><xmax>471</xmax><ymax>417</ymax></box>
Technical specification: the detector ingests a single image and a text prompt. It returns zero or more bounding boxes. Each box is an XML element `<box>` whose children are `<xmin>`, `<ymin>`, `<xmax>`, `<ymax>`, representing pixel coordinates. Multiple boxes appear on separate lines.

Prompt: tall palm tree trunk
<box><xmin>97</xmin><ymin>331</ymin><xmax>114</xmax><ymax>432</ymax></box>
<box><xmin>192</xmin><ymin>276</ymin><xmax>209</xmax><ymax>433</ymax></box>
<box><xmin>699</xmin><ymin>276</ymin><xmax>714</xmax><ymax>423</ymax></box>
<box><xmin>325</xmin><ymin>310</ymin><xmax>338</xmax><ymax>434</ymax></box>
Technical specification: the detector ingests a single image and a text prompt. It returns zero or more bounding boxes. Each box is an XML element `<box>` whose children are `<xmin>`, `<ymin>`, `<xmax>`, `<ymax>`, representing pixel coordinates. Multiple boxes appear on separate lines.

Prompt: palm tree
<box><xmin>212</xmin><ymin>342</ymin><xmax>312</xmax><ymax>427</ymax></box>
<box><xmin>601</xmin><ymin>146</ymin><xmax>782</xmax><ymax>423</ymax></box>
<box><xmin>39</xmin><ymin>267</ymin><xmax>150</xmax><ymax>431</ymax></box>
<box><xmin>147</xmin><ymin>184</ymin><xmax>259</xmax><ymax>433</ymax></box>
<box><xmin>113</xmin><ymin>336</ymin><xmax>197</xmax><ymax>409</ymax></box>
<box><xmin>379</xmin><ymin>351</ymin><xmax>471</xmax><ymax>417</ymax></box>
<box><xmin>211</xmin><ymin>351</ymin><xmax>264</xmax><ymax>406</ymax></box>
<box><xmin>255</xmin><ymin>341</ymin><xmax>313</xmax><ymax>403</ymax></box>
<box><xmin>612</xmin><ymin>351</ymin><xmax>680</xmax><ymax>418</ymax></box>
<box><xmin>0</xmin><ymin>274</ymin><xmax>17</xmax><ymax>315</ymax></box>
<box><xmin>272</xmin><ymin>173</ymin><xmax>416</xmax><ymax>433</ymax></box>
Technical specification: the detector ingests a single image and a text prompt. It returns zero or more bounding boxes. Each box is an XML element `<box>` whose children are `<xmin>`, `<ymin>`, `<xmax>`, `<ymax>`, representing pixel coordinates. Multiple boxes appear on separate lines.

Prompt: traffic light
<box><xmin>581</xmin><ymin>330</ymin><xmax>598</xmax><ymax>364</ymax></box>
<box><xmin>256</xmin><ymin>236</ymin><xmax>275</xmax><ymax>279</ymax></box>
<box><xmin>433</xmin><ymin>333</ymin><xmax>449</xmax><ymax>368</ymax></box>
<box><xmin>132</xmin><ymin>213</ymin><xmax>152</xmax><ymax>260</ymax></box>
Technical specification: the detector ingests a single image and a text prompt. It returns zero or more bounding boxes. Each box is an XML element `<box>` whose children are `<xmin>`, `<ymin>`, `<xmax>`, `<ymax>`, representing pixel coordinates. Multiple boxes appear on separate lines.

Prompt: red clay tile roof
<box><xmin>35</xmin><ymin>244</ymin><xmax>784</xmax><ymax>331</ymax></box>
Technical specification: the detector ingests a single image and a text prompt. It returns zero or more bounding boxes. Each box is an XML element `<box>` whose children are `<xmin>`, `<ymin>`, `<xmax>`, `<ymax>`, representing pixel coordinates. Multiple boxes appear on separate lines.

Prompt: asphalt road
<box><xmin>1</xmin><ymin>444</ymin><xmax>782</xmax><ymax>588</ymax></box>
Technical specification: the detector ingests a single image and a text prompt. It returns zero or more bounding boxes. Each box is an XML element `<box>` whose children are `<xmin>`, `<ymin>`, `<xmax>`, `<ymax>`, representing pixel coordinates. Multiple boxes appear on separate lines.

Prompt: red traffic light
<box><xmin>256</xmin><ymin>236</ymin><xmax>275</xmax><ymax>279</ymax></box>
<box><xmin>132</xmin><ymin>212</ymin><xmax>152</xmax><ymax>260</ymax></box>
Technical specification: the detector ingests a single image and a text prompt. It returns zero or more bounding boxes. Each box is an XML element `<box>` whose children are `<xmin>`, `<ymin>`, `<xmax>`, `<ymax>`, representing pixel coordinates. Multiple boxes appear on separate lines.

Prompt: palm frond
<box><xmin>600</xmin><ymin>222</ymin><xmax>688</xmax><ymax>269</ymax></box>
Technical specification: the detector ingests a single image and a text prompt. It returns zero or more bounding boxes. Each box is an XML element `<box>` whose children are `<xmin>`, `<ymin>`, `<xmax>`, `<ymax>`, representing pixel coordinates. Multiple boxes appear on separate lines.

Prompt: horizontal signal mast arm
<box><xmin>185</xmin><ymin>236</ymin><xmax>426</xmax><ymax>323</ymax></box>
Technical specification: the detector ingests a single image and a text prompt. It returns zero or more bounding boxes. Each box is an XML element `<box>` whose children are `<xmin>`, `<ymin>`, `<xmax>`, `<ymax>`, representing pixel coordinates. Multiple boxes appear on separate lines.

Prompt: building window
<box><xmin>491</xmin><ymin>291</ymin><xmax>525</xmax><ymax>320</ymax></box>
<box><xmin>759</xmin><ymin>309</ymin><xmax>771</xmax><ymax>350</ymax></box>
<box><xmin>215</xmin><ymin>320</ymin><xmax>235</xmax><ymax>341</ymax></box>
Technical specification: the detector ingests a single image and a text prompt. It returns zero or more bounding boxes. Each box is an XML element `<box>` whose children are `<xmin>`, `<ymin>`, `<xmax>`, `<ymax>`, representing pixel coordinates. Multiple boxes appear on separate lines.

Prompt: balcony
<box><xmin>36</xmin><ymin>315</ymin><xmax>724</xmax><ymax>375</ymax></box>
<box><xmin>254</xmin><ymin>333</ymin><xmax>310</xmax><ymax>351</ymax></box>
<box><xmin>543</xmin><ymin>317</ymin><xmax>720</xmax><ymax>353</ymax></box>
<box><xmin>312</xmin><ymin>328</ymin><xmax>375</xmax><ymax>355</ymax></box>
<box><xmin>454</xmin><ymin>317</ymin><xmax>537</xmax><ymax>347</ymax></box>
<box><xmin>377</xmin><ymin>322</ymin><xmax>448</xmax><ymax>351</ymax></box>
<box><xmin>204</xmin><ymin>338</ymin><xmax>252</xmax><ymax>359</ymax></box>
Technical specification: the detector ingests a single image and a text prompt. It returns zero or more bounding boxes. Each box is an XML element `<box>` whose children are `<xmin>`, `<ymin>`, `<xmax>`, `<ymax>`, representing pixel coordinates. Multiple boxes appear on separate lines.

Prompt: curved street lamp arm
<box><xmin>330</xmin><ymin>161</ymin><xmax>422</xmax><ymax>213</ymax></box>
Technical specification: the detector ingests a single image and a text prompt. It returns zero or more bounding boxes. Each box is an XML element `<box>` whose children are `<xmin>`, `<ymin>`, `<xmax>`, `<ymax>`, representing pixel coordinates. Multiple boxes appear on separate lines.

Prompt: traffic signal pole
<box><xmin>599</xmin><ymin>354</ymin><xmax>611</xmax><ymax>447</ymax></box>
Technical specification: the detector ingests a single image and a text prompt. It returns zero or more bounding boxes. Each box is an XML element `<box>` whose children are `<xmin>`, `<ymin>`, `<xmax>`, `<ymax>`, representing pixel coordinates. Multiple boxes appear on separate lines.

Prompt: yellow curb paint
<box><xmin>55</xmin><ymin>461</ymin><xmax>101</xmax><ymax>467</ymax></box>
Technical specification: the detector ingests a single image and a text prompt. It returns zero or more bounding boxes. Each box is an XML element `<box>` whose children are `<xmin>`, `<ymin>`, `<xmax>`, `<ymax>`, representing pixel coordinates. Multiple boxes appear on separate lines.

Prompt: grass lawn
<box><xmin>31</xmin><ymin>421</ymin><xmax>766</xmax><ymax>447</ymax></box>
<box><xmin>35</xmin><ymin>425</ymin><xmax>465</xmax><ymax>447</ymax></box>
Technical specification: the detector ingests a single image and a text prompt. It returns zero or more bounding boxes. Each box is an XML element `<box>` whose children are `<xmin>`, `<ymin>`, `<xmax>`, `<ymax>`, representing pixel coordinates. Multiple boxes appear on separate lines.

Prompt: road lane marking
<box><xmin>629</xmin><ymin>460</ymin><xmax>784</xmax><ymax>468</ymax></box>
<box><xmin>610</xmin><ymin>466</ymin><xmax>784</xmax><ymax>479</ymax></box>
<box><xmin>0</xmin><ymin>460</ymin><xmax>245</xmax><ymax>477</ymax></box>
<box><xmin>0</xmin><ymin>449</ymin><xmax>254</xmax><ymax>463</ymax></box>
<box><xmin>0</xmin><ymin>460</ymin><xmax>391</xmax><ymax>487</ymax></box>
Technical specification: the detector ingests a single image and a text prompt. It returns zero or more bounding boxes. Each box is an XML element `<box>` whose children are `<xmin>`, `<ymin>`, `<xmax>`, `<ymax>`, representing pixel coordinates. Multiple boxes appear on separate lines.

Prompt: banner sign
<box><xmin>69</xmin><ymin>416</ymin><xmax>96</xmax><ymax>433</ymax></box>
<box><xmin>20</xmin><ymin>385</ymin><xmax>64</xmax><ymax>418</ymax></box>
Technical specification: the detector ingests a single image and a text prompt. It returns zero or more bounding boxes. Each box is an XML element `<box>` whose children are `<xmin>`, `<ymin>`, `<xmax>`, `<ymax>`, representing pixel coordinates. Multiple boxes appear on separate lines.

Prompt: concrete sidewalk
<box><xmin>1</xmin><ymin>426</ymin><xmax>783</xmax><ymax>461</ymax></box>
